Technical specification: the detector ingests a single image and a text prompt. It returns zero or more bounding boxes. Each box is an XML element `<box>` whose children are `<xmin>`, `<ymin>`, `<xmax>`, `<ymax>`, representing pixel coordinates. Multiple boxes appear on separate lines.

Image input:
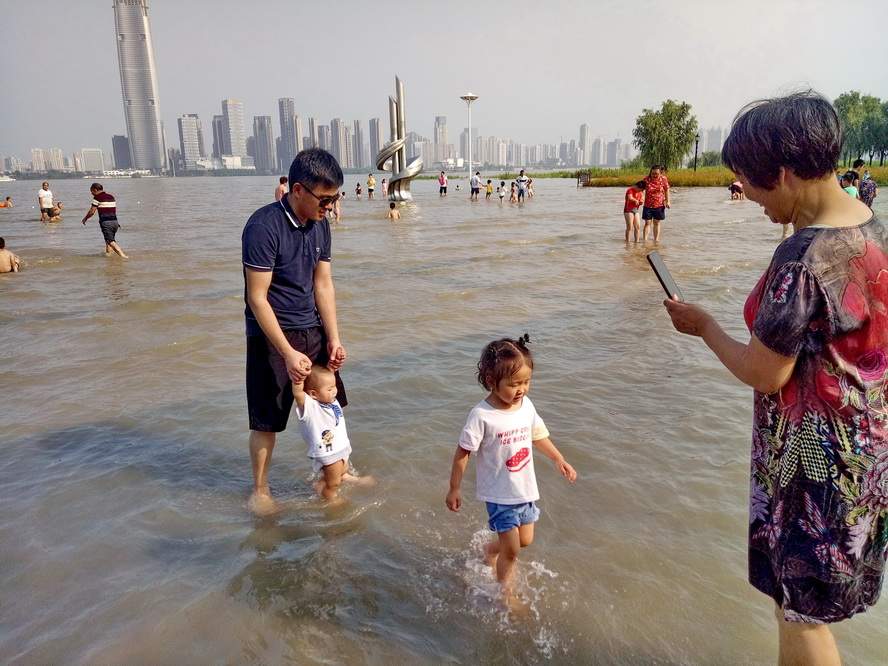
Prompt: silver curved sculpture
<box><xmin>375</xmin><ymin>76</ymin><xmax>422</xmax><ymax>202</ymax></box>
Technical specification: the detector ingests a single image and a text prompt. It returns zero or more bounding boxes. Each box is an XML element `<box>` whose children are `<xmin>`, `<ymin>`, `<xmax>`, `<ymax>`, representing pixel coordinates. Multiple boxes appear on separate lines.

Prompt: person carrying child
<box><xmin>446</xmin><ymin>335</ymin><xmax>576</xmax><ymax>601</ymax></box>
<box><xmin>293</xmin><ymin>364</ymin><xmax>371</xmax><ymax>502</ymax></box>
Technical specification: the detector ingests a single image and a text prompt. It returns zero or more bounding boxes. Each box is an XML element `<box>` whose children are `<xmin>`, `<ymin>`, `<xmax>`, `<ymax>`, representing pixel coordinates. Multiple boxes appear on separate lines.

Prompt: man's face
<box><xmin>289</xmin><ymin>182</ymin><xmax>340</xmax><ymax>222</ymax></box>
<box><xmin>42</xmin><ymin>182</ymin><xmax>49</xmax><ymax>190</ymax></box>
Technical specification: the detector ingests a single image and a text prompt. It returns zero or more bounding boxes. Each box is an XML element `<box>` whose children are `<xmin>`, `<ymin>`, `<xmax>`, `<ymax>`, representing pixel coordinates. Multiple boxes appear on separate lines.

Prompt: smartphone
<box><xmin>646</xmin><ymin>251</ymin><xmax>683</xmax><ymax>301</ymax></box>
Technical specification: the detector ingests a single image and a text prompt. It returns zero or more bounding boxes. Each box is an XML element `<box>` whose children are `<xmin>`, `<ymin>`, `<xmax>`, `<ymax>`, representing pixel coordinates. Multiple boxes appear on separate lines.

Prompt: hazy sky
<box><xmin>3</xmin><ymin>0</ymin><xmax>887</xmax><ymax>159</ymax></box>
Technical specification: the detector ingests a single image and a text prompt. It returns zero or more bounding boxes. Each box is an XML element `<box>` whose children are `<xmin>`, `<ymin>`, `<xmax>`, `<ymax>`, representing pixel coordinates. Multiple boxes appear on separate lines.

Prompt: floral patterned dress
<box><xmin>744</xmin><ymin>217</ymin><xmax>888</xmax><ymax>623</ymax></box>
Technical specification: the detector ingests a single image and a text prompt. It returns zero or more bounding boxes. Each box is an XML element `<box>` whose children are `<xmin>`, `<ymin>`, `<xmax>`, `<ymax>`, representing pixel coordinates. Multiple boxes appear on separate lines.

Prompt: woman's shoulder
<box><xmin>779</xmin><ymin>216</ymin><xmax>884</xmax><ymax>274</ymax></box>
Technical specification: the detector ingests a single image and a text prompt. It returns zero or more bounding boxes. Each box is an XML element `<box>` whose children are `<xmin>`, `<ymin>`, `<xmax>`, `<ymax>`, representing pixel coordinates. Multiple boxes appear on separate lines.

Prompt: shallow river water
<box><xmin>1</xmin><ymin>177</ymin><xmax>887</xmax><ymax>664</ymax></box>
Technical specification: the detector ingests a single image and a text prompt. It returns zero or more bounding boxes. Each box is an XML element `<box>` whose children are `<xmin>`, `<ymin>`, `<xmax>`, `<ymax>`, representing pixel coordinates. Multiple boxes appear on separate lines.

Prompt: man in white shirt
<box><xmin>470</xmin><ymin>171</ymin><xmax>482</xmax><ymax>201</ymax></box>
<box><xmin>38</xmin><ymin>182</ymin><xmax>53</xmax><ymax>222</ymax></box>
<box><xmin>515</xmin><ymin>170</ymin><xmax>529</xmax><ymax>202</ymax></box>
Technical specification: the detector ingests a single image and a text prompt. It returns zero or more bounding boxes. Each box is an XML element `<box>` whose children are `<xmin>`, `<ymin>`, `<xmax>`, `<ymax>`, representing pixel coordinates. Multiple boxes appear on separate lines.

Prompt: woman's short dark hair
<box><xmin>635</xmin><ymin>180</ymin><xmax>647</xmax><ymax>189</ymax></box>
<box><xmin>722</xmin><ymin>91</ymin><xmax>842</xmax><ymax>189</ymax></box>
<box><xmin>279</xmin><ymin>176</ymin><xmax>287</xmax><ymax>184</ymax></box>
<box><xmin>288</xmin><ymin>148</ymin><xmax>343</xmax><ymax>191</ymax></box>
<box><xmin>852</xmin><ymin>159</ymin><xmax>865</xmax><ymax>170</ymax></box>
<box><xmin>648</xmin><ymin>165</ymin><xmax>662</xmax><ymax>176</ymax></box>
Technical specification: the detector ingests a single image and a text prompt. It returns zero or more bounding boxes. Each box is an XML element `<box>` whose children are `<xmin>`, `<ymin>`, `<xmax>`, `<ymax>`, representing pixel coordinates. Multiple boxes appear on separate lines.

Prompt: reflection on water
<box><xmin>1</xmin><ymin>177</ymin><xmax>887</xmax><ymax>663</ymax></box>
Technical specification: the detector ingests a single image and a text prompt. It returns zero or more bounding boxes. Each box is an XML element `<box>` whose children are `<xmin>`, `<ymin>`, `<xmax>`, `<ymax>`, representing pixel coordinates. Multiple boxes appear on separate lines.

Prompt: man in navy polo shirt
<box><xmin>242</xmin><ymin>148</ymin><xmax>347</xmax><ymax>514</ymax></box>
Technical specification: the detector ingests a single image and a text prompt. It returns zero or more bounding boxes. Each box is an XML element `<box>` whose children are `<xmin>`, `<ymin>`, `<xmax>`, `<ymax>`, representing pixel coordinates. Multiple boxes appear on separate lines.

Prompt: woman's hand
<box><xmin>664</xmin><ymin>299</ymin><xmax>715</xmax><ymax>337</ymax></box>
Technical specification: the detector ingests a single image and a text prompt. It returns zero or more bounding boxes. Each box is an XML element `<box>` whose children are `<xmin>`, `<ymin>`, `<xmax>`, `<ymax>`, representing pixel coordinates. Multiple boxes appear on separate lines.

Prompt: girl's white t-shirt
<box><xmin>458</xmin><ymin>397</ymin><xmax>549</xmax><ymax>504</ymax></box>
<box><xmin>296</xmin><ymin>395</ymin><xmax>351</xmax><ymax>462</ymax></box>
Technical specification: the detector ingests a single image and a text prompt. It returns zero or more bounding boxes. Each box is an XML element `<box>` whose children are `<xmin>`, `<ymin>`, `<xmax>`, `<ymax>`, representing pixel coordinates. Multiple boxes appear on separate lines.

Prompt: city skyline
<box><xmin>4</xmin><ymin>1</ymin><xmax>886</xmax><ymax>164</ymax></box>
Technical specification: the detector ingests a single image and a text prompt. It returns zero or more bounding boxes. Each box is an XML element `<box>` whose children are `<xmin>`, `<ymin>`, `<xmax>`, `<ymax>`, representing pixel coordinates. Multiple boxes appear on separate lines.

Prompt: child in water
<box><xmin>509</xmin><ymin>182</ymin><xmax>518</xmax><ymax>203</ymax></box>
<box><xmin>293</xmin><ymin>365</ymin><xmax>372</xmax><ymax>502</ymax></box>
<box><xmin>446</xmin><ymin>335</ymin><xmax>576</xmax><ymax>601</ymax></box>
<box><xmin>498</xmin><ymin>181</ymin><xmax>506</xmax><ymax>202</ymax></box>
<box><xmin>485</xmin><ymin>180</ymin><xmax>493</xmax><ymax>200</ymax></box>
<box><xmin>387</xmin><ymin>201</ymin><xmax>401</xmax><ymax>220</ymax></box>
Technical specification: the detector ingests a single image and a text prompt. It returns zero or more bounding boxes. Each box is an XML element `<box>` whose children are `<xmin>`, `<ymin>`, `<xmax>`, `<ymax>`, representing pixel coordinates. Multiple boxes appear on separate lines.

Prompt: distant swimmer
<box><xmin>729</xmin><ymin>180</ymin><xmax>744</xmax><ymax>200</ymax></box>
<box><xmin>387</xmin><ymin>201</ymin><xmax>401</xmax><ymax>221</ymax></box>
<box><xmin>47</xmin><ymin>201</ymin><xmax>64</xmax><ymax>222</ymax></box>
<box><xmin>0</xmin><ymin>196</ymin><xmax>13</xmax><ymax>208</ymax></box>
<box><xmin>38</xmin><ymin>181</ymin><xmax>53</xmax><ymax>222</ymax></box>
<box><xmin>367</xmin><ymin>173</ymin><xmax>376</xmax><ymax>199</ymax></box>
<box><xmin>82</xmin><ymin>183</ymin><xmax>129</xmax><ymax>259</ymax></box>
<box><xmin>0</xmin><ymin>237</ymin><xmax>21</xmax><ymax>273</ymax></box>
<box><xmin>275</xmin><ymin>176</ymin><xmax>288</xmax><ymax>202</ymax></box>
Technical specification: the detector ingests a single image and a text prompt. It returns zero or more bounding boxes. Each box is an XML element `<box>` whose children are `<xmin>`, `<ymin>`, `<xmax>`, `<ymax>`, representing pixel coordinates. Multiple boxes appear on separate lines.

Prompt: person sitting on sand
<box><xmin>387</xmin><ymin>202</ymin><xmax>401</xmax><ymax>221</ymax></box>
<box><xmin>293</xmin><ymin>365</ymin><xmax>373</xmax><ymax>503</ymax></box>
<box><xmin>47</xmin><ymin>201</ymin><xmax>64</xmax><ymax>222</ymax></box>
<box><xmin>0</xmin><ymin>237</ymin><xmax>21</xmax><ymax>273</ymax></box>
<box><xmin>0</xmin><ymin>196</ymin><xmax>13</xmax><ymax>208</ymax></box>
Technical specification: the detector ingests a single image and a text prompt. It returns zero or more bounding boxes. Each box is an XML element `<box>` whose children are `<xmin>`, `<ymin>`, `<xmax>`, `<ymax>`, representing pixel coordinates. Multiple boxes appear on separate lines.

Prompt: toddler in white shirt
<box><xmin>446</xmin><ymin>335</ymin><xmax>576</xmax><ymax>600</ymax></box>
<box><xmin>294</xmin><ymin>365</ymin><xmax>372</xmax><ymax>502</ymax></box>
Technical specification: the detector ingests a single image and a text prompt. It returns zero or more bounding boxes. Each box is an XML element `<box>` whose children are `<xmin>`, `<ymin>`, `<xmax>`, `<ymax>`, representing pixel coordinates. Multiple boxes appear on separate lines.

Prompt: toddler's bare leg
<box><xmin>494</xmin><ymin>528</ymin><xmax>522</xmax><ymax>595</ymax></box>
<box><xmin>320</xmin><ymin>459</ymin><xmax>346</xmax><ymax>501</ymax></box>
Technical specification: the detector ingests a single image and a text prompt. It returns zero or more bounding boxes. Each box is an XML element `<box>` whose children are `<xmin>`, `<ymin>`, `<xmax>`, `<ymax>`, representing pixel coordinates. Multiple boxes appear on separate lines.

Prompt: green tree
<box><xmin>632</xmin><ymin>100</ymin><xmax>698</xmax><ymax>171</ymax></box>
<box><xmin>695</xmin><ymin>150</ymin><xmax>722</xmax><ymax>167</ymax></box>
<box><xmin>835</xmin><ymin>91</ymin><xmax>883</xmax><ymax>165</ymax></box>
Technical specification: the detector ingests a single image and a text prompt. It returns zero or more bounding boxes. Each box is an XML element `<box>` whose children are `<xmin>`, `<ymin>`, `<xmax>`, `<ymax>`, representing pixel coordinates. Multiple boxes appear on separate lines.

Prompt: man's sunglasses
<box><xmin>298</xmin><ymin>183</ymin><xmax>341</xmax><ymax>207</ymax></box>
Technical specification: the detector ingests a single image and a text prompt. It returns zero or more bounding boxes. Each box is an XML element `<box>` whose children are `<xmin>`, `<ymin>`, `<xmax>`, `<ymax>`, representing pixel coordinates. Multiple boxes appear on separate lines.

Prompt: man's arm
<box><xmin>313</xmin><ymin>259</ymin><xmax>346</xmax><ymax>371</ymax></box>
<box><xmin>82</xmin><ymin>205</ymin><xmax>98</xmax><ymax>224</ymax></box>
<box><xmin>245</xmin><ymin>267</ymin><xmax>312</xmax><ymax>381</ymax></box>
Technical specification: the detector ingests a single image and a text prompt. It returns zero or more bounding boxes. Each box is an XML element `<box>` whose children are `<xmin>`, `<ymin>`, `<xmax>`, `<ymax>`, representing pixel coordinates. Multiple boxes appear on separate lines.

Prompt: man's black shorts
<box><xmin>642</xmin><ymin>206</ymin><xmax>666</xmax><ymax>221</ymax></box>
<box><xmin>439</xmin><ymin>186</ymin><xmax>447</xmax><ymax>194</ymax></box>
<box><xmin>246</xmin><ymin>326</ymin><xmax>347</xmax><ymax>432</ymax></box>
<box><xmin>99</xmin><ymin>219</ymin><xmax>120</xmax><ymax>243</ymax></box>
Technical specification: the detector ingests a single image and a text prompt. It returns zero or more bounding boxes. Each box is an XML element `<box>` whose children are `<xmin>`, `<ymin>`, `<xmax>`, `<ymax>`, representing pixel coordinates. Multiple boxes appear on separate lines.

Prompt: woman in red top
<box><xmin>623</xmin><ymin>180</ymin><xmax>646</xmax><ymax>242</ymax></box>
<box><xmin>641</xmin><ymin>165</ymin><xmax>671</xmax><ymax>241</ymax></box>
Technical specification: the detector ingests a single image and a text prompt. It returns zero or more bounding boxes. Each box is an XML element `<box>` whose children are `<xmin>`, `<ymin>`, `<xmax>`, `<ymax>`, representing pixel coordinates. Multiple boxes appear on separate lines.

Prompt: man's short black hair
<box><xmin>279</xmin><ymin>176</ymin><xmax>287</xmax><ymax>184</ymax></box>
<box><xmin>722</xmin><ymin>90</ymin><xmax>842</xmax><ymax>189</ymax></box>
<box><xmin>90</xmin><ymin>182</ymin><xmax>103</xmax><ymax>192</ymax></box>
<box><xmin>0</xmin><ymin>237</ymin><xmax>5</xmax><ymax>249</ymax></box>
<box><xmin>852</xmin><ymin>158</ymin><xmax>865</xmax><ymax>170</ymax></box>
<box><xmin>287</xmin><ymin>148</ymin><xmax>343</xmax><ymax>192</ymax></box>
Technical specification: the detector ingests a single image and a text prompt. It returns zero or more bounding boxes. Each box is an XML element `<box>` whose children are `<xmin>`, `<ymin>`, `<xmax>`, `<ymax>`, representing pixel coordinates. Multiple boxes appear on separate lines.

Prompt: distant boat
<box><xmin>0</xmin><ymin>175</ymin><xmax>16</xmax><ymax>182</ymax></box>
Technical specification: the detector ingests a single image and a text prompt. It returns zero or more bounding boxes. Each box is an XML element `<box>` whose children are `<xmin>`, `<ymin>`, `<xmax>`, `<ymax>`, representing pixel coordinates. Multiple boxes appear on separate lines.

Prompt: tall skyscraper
<box><xmin>30</xmin><ymin>148</ymin><xmax>46</xmax><ymax>172</ymax></box>
<box><xmin>47</xmin><ymin>148</ymin><xmax>65</xmax><ymax>171</ymax></box>
<box><xmin>252</xmin><ymin>116</ymin><xmax>276</xmax><ymax>173</ymax></box>
<box><xmin>705</xmin><ymin>127</ymin><xmax>724</xmax><ymax>154</ymax></box>
<box><xmin>353</xmin><ymin>119</ymin><xmax>365</xmax><ymax>169</ymax></box>
<box><xmin>113</xmin><ymin>0</ymin><xmax>164</xmax><ymax>171</ymax></box>
<box><xmin>294</xmin><ymin>115</ymin><xmax>304</xmax><ymax>154</ymax></box>
<box><xmin>368</xmin><ymin>118</ymin><xmax>382</xmax><ymax>163</ymax></box>
<box><xmin>342</xmin><ymin>125</ymin><xmax>354</xmax><ymax>169</ymax></box>
<box><xmin>578</xmin><ymin>124</ymin><xmax>590</xmax><ymax>165</ymax></box>
<box><xmin>112</xmin><ymin>135</ymin><xmax>132</xmax><ymax>169</ymax></box>
<box><xmin>330</xmin><ymin>118</ymin><xmax>345</xmax><ymax>165</ymax></box>
<box><xmin>211</xmin><ymin>115</ymin><xmax>225</xmax><ymax>158</ymax></box>
<box><xmin>434</xmin><ymin>115</ymin><xmax>448</xmax><ymax>163</ymax></box>
<box><xmin>81</xmin><ymin>148</ymin><xmax>106</xmax><ymax>173</ymax></box>
<box><xmin>278</xmin><ymin>98</ymin><xmax>298</xmax><ymax>170</ymax></box>
<box><xmin>221</xmin><ymin>99</ymin><xmax>247</xmax><ymax>157</ymax></box>
<box><xmin>318</xmin><ymin>125</ymin><xmax>331</xmax><ymax>151</ymax></box>
<box><xmin>177</xmin><ymin>114</ymin><xmax>204</xmax><ymax>169</ymax></box>
<box><xmin>308</xmin><ymin>118</ymin><xmax>318</xmax><ymax>149</ymax></box>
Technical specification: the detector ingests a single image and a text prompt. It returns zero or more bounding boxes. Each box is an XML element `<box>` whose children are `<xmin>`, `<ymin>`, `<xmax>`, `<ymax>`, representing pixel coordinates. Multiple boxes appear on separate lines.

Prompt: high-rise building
<box><xmin>330</xmin><ymin>118</ymin><xmax>345</xmax><ymax>165</ymax></box>
<box><xmin>113</xmin><ymin>0</ymin><xmax>164</xmax><ymax>171</ymax></box>
<box><xmin>30</xmin><ymin>148</ymin><xmax>46</xmax><ymax>172</ymax></box>
<box><xmin>278</xmin><ymin>98</ymin><xmax>298</xmax><ymax>170</ymax></box>
<box><xmin>705</xmin><ymin>127</ymin><xmax>724</xmax><ymax>154</ymax></box>
<box><xmin>434</xmin><ymin>115</ymin><xmax>448</xmax><ymax>163</ymax></box>
<box><xmin>294</xmin><ymin>115</ymin><xmax>304</xmax><ymax>154</ymax></box>
<box><xmin>308</xmin><ymin>118</ymin><xmax>318</xmax><ymax>149</ymax></box>
<box><xmin>211</xmin><ymin>115</ymin><xmax>225</xmax><ymax>158</ymax></box>
<box><xmin>112</xmin><ymin>135</ymin><xmax>132</xmax><ymax>169</ymax></box>
<box><xmin>81</xmin><ymin>148</ymin><xmax>105</xmax><ymax>173</ymax></box>
<box><xmin>46</xmin><ymin>148</ymin><xmax>65</xmax><ymax>171</ymax></box>
<box><xmin>73</xmin><ymin>153</ymin><xmax>83</xmax><ymax>172</ymax></box>
<box><xmin>353</xmin><ymin>119</ymin><xmax>365</xmax><ymax>169</ymax></box>
<box><xmin>318</xmin><ymin>125</ymin><xmax>331</xmax><ymax>151</ymax></box>
<box><xmin>589</xmin><ymin>137</ymin><xmax>604</xmax><ymax>166</ymax></box>
<box><xmin>579</xmin><ymin>124</ymin><xmax>590</xmax><ymax>165</ymax></box>
<box><xmin>342</xmin><ymin>125</ymin><xmax>354</xmax><ymax>169</ymax></box>
<box><xmin>252</xmin><ymin>115</ymin><xmax>276</xmax><ymax>173</ymax></box>
<box><xmin>606</xmin><ymin>138</ymin><xmax>621</xmax><ymax>166</ymax></box>
<box><xmin>460</xmin><ymin>127</ymin><xmax>479</xmax><ymax>161</ymax></box>
<box><xmin>177</xmin><ymin>114</ymin><xmax>204</xmax><ymax>169</ymax></box>
<box><xmin>222</xmin><ymin>99</ymin><xmax>246</xmax><ymax>157</ymax></box>
<box><xmin>368</xmin><ymin>117</ymin><xmax>382</xmax><ymax>163</ymax></box>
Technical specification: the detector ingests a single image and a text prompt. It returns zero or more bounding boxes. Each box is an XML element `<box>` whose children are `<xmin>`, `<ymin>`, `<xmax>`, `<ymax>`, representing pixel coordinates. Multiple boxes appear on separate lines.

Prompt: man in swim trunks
<box><xmin>242</xmin><ymin>148</ymin><xmax>348</xmax><ymax>515</ymax></box>
<box><xmin>82</xmin><ymin>183</ymin><xmax>129</xmax><ymax>258</ymax></box>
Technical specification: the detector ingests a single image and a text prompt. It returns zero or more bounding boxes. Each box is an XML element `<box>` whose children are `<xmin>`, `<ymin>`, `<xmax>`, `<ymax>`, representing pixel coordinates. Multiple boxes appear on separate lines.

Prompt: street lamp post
<box><xmin>460</xmin><ymin>92</ymin><xmax>478</xmax><ymax>181</ymax></box>
<box><xmin>693</xmin><ymin>133</ymin><xmax>700</xmax><ymax>172</ymax></box>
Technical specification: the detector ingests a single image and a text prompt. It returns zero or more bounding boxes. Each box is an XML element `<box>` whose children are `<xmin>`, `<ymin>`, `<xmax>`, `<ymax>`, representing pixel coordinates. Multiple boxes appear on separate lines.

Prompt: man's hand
<box><xmin>664</xmin><ymin>299</ymin><xmax>715</xmax><ymax>337</ymax></box>
<box><xmin>284</xmin><ymin>349</ymin><xmax>313</xmax><ymax>382</ymax></box>
<box><xmin>327</xmin><ymin>339</ymin><xmax>347</xmax><ymax>371</ymax></box>
<box><xmin>446</xmin><ymin>488</ymin><xmax>462</xmax><ymax>512</ymax></box>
